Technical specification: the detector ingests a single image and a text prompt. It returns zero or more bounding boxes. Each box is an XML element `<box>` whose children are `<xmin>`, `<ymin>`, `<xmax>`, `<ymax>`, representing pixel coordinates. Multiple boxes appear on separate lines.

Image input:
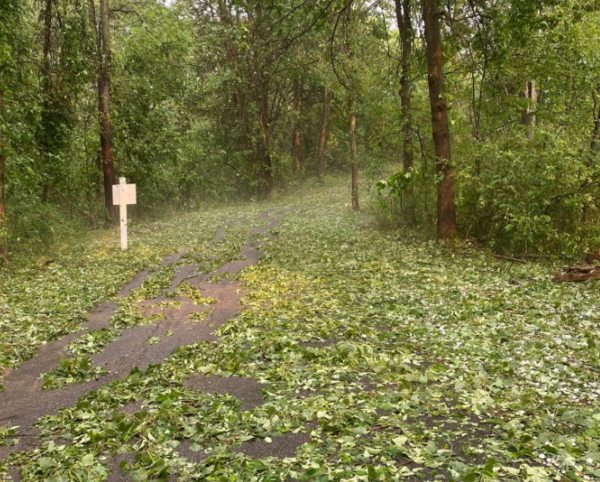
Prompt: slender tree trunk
<box><xmin>590</xmin><ymin>93</ymin><xmax>600</xmax><ymax>155</ymax></box>
<box><xmin>349</xmin><ymin>96</ymin><xmax>359</xmax><ymax>211</ymax></box>
<box><xmin>292</xmin><ymin>77</ymin><xmax>301</xmax><ymax>172</ymax></box>
<box><xmin>317</xmin><ymin>84</ymin><xmax>330</xmax><ymax>179</ymax></box>
<box><xmin>343</xmin><ymin>4</ymin><xmax>359</xmax><ymax>211</ymax></box>
<box><xmin>43</xmin><ymin>0</ymin><xmax>52</xmax><ymax>64</ymax></box>
<box><xmin>522</xmin><ymin>80</ymin><xmax>537</xmax><ymax>140</ymax></box>
<box><xmin>422</xmin><ymin>0</ymin><xmax>458</xmax><ymax>239</ymax></box>
<box><xmin>96</xmin><ymin>0</ymin><xmax>116</xmax><ymax>220</ymax></box>
<box><xmin>95</xmin><ymin>150</ymin><xmax>103</xmax><ymax>203</ymax></box>
<box><xmin>40</xmin><ymin>0</ymin><xmax>53</xmax><ymax>201</ymax></box>
<box><xmin>0</xmin><ymin>70</ymin><xmax>8</xmax><ymax>260</ymax></box>
<box><xmin>42</xmin><ymin>0</ymin><xmax>52</xmax><ymax>95</ymax></box>
<box><xmin>216</xmin><ymin>0</ymin><xmax>253</xmax><ymax>157</ymax></box>
<box><xmin>258</xmin><ymin>78</ymin><xmax>273</xmax><ymax>197</ymax></box>
<box><xmin>247</xmin><ymin>8</ymin><xmax>272</xmax><ymax>198</ymax></box>
<box><xmin>395</xmin><ymin>0</ymin><xmax>414</xmax><ymax>195</ymax></box>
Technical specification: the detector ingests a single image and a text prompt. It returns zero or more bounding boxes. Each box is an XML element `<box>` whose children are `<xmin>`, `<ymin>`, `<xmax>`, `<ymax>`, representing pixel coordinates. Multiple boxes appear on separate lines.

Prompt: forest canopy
<box><xmin>1</xmin><ymin>0</ymin><xmax>600</xmax><ymax>258</ymax></box>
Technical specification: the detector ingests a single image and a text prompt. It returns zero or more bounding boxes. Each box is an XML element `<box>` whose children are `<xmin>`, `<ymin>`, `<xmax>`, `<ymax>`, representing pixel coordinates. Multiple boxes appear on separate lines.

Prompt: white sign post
<box><xmin>112</xmin><ymin>177</ymin><xmax>136</xmax><ymax>250</ymax></box>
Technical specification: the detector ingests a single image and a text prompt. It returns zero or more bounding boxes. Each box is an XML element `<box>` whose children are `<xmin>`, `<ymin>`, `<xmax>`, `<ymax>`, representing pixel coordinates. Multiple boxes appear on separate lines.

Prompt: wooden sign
<box><xmin>113</xmin><ymin>178</ymin><xmax>137</xmax><ymax>250</ymax></box>
<box><xmin>112</xmin><ymin>183</ymin><xmax>136</xmax><ymax>205</ymax></box>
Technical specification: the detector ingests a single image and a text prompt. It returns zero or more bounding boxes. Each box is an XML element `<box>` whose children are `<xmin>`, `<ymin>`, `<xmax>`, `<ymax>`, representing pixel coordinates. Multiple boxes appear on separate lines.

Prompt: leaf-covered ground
<box><xmin>1</xmin><ymin>180</ymin><xmax>600</xmax><ymax>482</ymax></box>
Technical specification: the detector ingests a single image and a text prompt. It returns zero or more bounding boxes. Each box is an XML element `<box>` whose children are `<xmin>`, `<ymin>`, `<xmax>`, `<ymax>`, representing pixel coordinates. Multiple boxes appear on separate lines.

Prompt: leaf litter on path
<box><xmin>1</xmin><ymin>182</ymin><xmax>600</xmax><ymax>481</ymax></box>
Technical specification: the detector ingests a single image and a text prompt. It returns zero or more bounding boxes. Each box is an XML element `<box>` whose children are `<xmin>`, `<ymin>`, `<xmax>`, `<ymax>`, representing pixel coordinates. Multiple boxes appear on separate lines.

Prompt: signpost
<box><xmin>112</xmin><ymin>178</ymin><xmax>136</xmax><ymax>250</ymax></box>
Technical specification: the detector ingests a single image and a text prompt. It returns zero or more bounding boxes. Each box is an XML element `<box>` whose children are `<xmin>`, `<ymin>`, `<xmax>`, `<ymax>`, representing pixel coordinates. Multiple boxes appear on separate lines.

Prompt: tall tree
<box><xmin>422</xmin><ymin>0</ymin><xmax>457</xmax><ymax>239</ymax></box>
<box><xmin>0</xmin><ymin>0</ymin><xmax>18</xmax><ymax>261</ymax></box>
<box><xmin>250</xmin><ymin>41</ymin><xmax>273</xmax><ymax>197</ymax></box>
<box><xmin>0</xmin><ymin>69</ymin><xmax>7</xmax><ymax>260</ymax></box>
<box><xmin>213</xmin><ymin>0</ymin><xmax>254</xmax><ymax>187</ymax></box>
<box><xmin>342</xmin><ymin>2</ymin><xmax>359</xmax><ymax>211</ymax></box>
<box><xmin>292</xmin><ymin>77</ymin><xmax>302</xmax><ymax>172</ymax></box>
<box><xmin>349</xmin><ymin>94</ymin><xmax>359</xmax><ymax>210</ymax></box>
<box><xmin>90</xmin><ymin>0</ymin><xmax>116</xmax><ymax>220</ymax></box>
<box><xmin>317</xmin><ymin>84</ymin><xmax>330</xmax><ymax>179</ymax></box>
<box><xmin>39</xmin><ymin>0</ymin><xmax>57</xmax><ymax>199</ymax></box>
<box><xmin>395</xmin><ymin>0</ymin><xmax>413</xmax><ymax>195</ymax></box>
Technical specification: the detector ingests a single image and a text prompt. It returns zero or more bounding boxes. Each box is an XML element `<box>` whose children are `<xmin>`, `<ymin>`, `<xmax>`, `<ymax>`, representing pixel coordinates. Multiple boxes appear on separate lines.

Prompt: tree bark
<box><xmin>522</xmin><ymin>80</ymin><xmax>537</xmax><ymax>140</ymax></box>
<box><xmin>247</xmin><ymin>7</ymin><xmax>272</xmax><ymax>198</ymax></box>
<box><xmin>257</xmin><ymin>77</ymin><xmax>272</xmax><ymax>197</ymax></box>
<box><xmin>343</xmin><ymin>4</ymin><xmax>359</xmax><ymax>211</ymax></box>
<box><xmin>349</xmin><ymin>96</ymin><xmax>359</xmax><ymax>211</ymax></box>
<box><xmin>591</xmin><ymin>91</ymin><xmax>599</xmax><ymax>153</ymax></box>
<box><xmin>395</xmin><ymin>0</ymin><xmax>413</xmax><ymax>195</ymax></box>
<box><xmin>40</xmin><ymin>0</ymin><xmax>54</xmax><ymax>201</ymax></box>
<box><xmin>216</xmin><ymin>0</ymin><xmax>253</xmax><ymax>155</ymax></box>
<box><xmin>422</xmin><ymin>0</ymin><xmax>458</xmax><ymax>239</ymax></box>
<box><xmin>292</xmin><ymin>77</ymin><xmax>301</xmax><ymax>172</ymax></box>
<box><xmin>94</xmin><ymin>0</ymin><xmax>116</xmax><ymax>220</ymax></box>
<box><xmin>317</xmin><ymin>84</ymin><xmax>330</xmax><ymax>179</ymax></box>
<box><xmin>0</xmin><ymin>70</ymin><xmax>8</xmax><ymax>260</ymax></box>
<box><xmin>42</xmin><ymin>0</ymin><xmax>52</xmax><ymax>76</ymax></box>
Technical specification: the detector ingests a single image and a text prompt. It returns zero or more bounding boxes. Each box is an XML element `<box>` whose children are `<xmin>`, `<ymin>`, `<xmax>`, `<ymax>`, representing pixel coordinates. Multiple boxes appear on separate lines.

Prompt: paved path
<box><xmin>0</xmin><ymin>210</ymin><xmax>307</xmax><ymax>481</ymax></box>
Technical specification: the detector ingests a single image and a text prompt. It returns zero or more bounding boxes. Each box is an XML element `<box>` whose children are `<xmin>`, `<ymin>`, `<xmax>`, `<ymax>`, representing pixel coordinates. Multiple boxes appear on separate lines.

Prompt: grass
<box><xmin>1</xmin><ymin>178</ymin><xmax>600</xmax><ymax>481</ymax></box>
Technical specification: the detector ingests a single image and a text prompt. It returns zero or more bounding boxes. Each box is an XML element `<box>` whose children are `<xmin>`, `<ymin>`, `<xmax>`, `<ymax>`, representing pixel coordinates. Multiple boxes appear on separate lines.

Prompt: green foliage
<box><xmin>456</xmin><ymin>135</ymin><xmax>600</xmax><ymax>254</ymax></box>
<box><xmin>67</xmin><ymin>329</ymin><xmax>118</xmax><ymax>356</ymax></box>
<box><xmin>41</xmin><ymin>355</ymin><xmax>107</xmax><ymax>390</ymax></box>
<box><xmin>173</xmin><ymin>282</ymin><xmax>217</xmax><ymax>305</ymax></box>
<box><xmin>376</xmin><ymin>171</ymin><xmax>413</xmax><ymax>199</ymax></box>
<box><xmin>3</xmin><ymin>0</ymin><xmax>600</xmax><ymax>256</ymax></box>
<box><xmin>375</xmin><ymin>1</ymin><xmax>600</xmax><ymax>254</ymax></box>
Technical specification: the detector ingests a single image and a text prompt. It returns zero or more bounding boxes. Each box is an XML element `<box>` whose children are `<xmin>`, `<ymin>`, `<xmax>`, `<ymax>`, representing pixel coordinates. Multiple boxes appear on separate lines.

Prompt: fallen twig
<box><xmin>515</xmin><ymin>254</ymin><xmax>552</xmax><ymax>260</ymax></box>
<box><xmin>493</xmin><ymin>255</ymin><xmax>527</xmax><ymax>264</ymax></box>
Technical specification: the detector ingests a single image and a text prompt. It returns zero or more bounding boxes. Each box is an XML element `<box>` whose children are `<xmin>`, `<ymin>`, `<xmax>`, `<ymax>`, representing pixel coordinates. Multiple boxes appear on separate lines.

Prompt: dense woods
<box><xmin>1</xmin><ymin>0</ymin><xmax>600</xmax><ymax>257</ymax></box>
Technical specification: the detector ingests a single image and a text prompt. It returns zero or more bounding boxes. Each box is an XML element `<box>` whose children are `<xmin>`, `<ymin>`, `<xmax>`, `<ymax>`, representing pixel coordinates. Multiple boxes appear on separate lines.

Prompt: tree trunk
<box><xmin>349</xmin><ymin>96</ymin><xmax>359</xmax><ymax>211</ymax></box>
<box><xmin>97</xmin><ymin>0</ymin><xmax>116</xmax><ymax>220</ymax></box>
<box><xmin>292</xmin><ymin>77</ymin><xmax>301</xmax><ymax>172</ymax></box>
<box><xmin>258</xmin><ymin>78</ymin><xmax>272</xmax><ymax>197</ymax></box>
<box><xmin>317</xmin><ymin>84</ymin><xmax>330</xmax><ymax>179</ymax></box>
<box><xmin>522</xmin><ymin>80</ymin><xmax>537</xmax><ymax>140</ymax></box>
<box><xmin>40</xmin><ymin>0</ymin><xmax>54</xmax><ymax>200</ymax></box>
<box><xmin>422</xmin><ymin>0</ymin><xmax>458</xmax><ymax>239</ymax></box>
<box><xmin>43</xmin><ymin>0</ymin><xmax>52</xmax><ymax>65</ymax></box>
<box><xmin>0</xmin><ymin>70</ymin><xmax>8</xmax><ymax>260</ymax></box>
<box><xmin>246</xmin><ymin>8</ymin><xmax>272</xmax><ymax>198</ymax></box>
<box><xmin>96</xmin><ymin>150</ymin><xmax>103</xmax><ymax>203</ymax></box>
<box><xmin>395</xmin><ymin>0</ymin><xmax>414</xmax><ymax>195</ymax></box>
<box><xmin>216</xmin><ymin>0</ymin><xmax>253</xmax><ymax>157</ymax></box>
